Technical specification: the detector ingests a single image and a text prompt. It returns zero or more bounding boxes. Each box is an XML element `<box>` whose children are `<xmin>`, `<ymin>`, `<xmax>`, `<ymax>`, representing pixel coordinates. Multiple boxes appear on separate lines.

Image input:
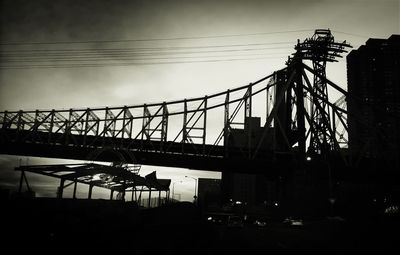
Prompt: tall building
<box><xmin>347</xmin><ymin>35</ymin><xmax>400</xmax><ymax>167</ymax></box>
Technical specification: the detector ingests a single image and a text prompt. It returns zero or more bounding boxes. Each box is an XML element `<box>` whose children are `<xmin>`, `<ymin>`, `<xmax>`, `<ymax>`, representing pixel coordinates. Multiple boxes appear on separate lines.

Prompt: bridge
<box><xmin>0</xmin><ymin>30</ymin><xmax>382</xmax><ymax>180</ymax></box>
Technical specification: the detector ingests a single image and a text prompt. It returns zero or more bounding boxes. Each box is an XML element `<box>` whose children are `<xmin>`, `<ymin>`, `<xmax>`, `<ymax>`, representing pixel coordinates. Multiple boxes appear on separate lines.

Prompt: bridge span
<box><xmin>1</xmin><ymin>29</ymin><xmax>383</xmax><ymax>180</ymax></box>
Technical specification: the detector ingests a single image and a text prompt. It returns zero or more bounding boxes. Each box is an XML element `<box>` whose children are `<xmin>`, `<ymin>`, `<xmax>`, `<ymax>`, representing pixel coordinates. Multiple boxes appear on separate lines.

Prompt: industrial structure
<box><xmin>0</xmin><ymin>30</ymin><xmax>352</xmax><ymax>170</ymax></box>
<box><xmin>1</xmin><ymin>30</ymin><xmax>399</xmax><ymax>212</ymax></box>
<box><xmin>16</xmin><ymin>163</ymin><xmax>170</xmax><ymax>207</ymax></box>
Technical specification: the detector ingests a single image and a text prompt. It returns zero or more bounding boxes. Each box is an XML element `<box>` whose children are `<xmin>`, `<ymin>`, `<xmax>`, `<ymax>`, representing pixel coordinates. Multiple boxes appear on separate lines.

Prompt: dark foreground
<box><xmin>1</xmin><ymin>198</ymin><xmax>399</xmax><ymax>255</ymax></box>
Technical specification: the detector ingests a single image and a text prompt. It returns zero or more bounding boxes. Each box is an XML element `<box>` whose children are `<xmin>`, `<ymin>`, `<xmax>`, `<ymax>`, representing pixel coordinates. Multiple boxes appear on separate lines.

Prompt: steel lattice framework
<box><xmin>294</xmin><ymin>29</ymin><xmax>351</xmax><ymax>156</ymax></box>
<box><xmin>0</xmin><ymin>30</ymin><xmax>362</xmax><ymax>175</ymax></box>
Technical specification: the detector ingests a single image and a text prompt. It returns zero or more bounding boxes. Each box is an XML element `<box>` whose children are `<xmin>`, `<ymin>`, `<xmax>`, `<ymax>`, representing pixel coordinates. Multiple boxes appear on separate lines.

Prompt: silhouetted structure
<box><xmin>347</xmin><ymin>35</ymin><xmax>400</xmax><ymax>168</ymax></box>
<box><xmin>1</xmin><ymin>29</ymin><xmax>357</xmax><ymax>217</ymax></box>
<box><xmin>16</xmin><ymin>163</ymin><xmax>171</xmax><ymax>207</ymax></box>
<box><xmin>0</xmin><ymin>31</ymin><xmax>351</xmax><ymax>177</ymax></box>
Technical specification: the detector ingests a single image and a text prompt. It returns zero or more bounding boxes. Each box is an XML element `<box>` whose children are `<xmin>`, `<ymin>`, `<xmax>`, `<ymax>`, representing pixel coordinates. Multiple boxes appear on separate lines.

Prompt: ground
<box><xmin>1</xmin><ymin>197</ymin><xmax>399</xmax><ymax>254</ymax></box>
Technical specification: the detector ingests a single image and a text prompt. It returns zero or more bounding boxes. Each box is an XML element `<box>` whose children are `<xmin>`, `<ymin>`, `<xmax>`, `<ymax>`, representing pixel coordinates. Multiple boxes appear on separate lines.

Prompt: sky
<box><xmin>0</xmin><ymin>0</ymin><xmax>399</xmax><ymax>201</ymax></box>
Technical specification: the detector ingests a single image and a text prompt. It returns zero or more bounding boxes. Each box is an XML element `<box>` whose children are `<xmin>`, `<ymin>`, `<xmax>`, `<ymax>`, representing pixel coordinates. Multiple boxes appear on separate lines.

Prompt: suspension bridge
<box><xmin>0</xmin><ymin>29</ymin><xmax>381</xmax><ymax>180</ymax></box>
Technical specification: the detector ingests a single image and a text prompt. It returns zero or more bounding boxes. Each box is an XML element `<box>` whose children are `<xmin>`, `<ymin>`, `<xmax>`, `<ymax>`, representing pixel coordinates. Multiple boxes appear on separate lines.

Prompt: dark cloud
<box><xmin>0</xmin><ymin>0</ymin><xmax>322</xmax><ymax>43</ymax></box>
<box><xmin>1</xmin><ymin>0</ymin><xmax>139</xmax><ymax>41</ymax></box>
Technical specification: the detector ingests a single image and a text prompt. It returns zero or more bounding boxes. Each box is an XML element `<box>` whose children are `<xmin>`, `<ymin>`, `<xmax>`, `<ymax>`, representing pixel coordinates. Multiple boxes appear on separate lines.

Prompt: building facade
<box><xmin>347</xmin><ymin>35</ymin><xmax>400</xmax><ymax>166</ymax></box>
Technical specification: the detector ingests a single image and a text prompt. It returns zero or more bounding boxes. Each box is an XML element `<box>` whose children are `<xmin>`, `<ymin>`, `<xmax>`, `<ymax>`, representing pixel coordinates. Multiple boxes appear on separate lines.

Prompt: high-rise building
<box><xmin>347</xmin><ymin>35</ymin><xmax>400</xmax><ymax>166</ymax></box>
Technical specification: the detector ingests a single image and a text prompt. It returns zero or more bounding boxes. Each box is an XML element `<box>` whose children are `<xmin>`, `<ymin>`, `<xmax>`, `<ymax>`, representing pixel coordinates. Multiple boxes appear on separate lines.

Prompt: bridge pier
<box><xmin>148</xmin><ymin>189</ymin><xmax>151</xmax><ymax>208</ymax></box>
<box><xmin>110</xmin><ymin>190</ymin><xmax>114</xmax><ymax>200</ymax></box>
<box><xmin>57</xmin><ymin>179</ymin><xmax>65</xmax><ymax>199</ymax></box>
<box><xmin>88</xmin><ymin>184</ymin><xmax>93</xmax><ymax>199</ymax></box>
<box><xmin>73</xmin><ymin>180</ymin><xmax>77</xmax><ymax>199</ymax></box>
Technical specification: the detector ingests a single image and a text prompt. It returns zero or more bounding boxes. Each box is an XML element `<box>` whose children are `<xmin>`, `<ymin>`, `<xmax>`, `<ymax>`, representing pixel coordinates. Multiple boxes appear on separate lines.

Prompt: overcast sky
<box><xmin>0</xmin><ymin>0</ymin><xmax>399</xmax><ymax>201</ymax></box>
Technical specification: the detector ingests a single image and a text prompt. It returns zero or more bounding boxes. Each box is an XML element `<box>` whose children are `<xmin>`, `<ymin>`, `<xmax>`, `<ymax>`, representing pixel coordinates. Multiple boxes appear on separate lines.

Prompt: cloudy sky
<box><xmin>0</xmin><ymin>0</ymin><xmax>399</xmax><ymax>201</ymax></box>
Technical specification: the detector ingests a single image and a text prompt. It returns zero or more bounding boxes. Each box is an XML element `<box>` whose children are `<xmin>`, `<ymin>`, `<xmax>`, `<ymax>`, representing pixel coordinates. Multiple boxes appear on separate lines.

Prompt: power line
<box><xmin>0</xmin><ymin>41</ymin><xmax>294</xmax><ymax>67</ymax></box>
<box><xmin>0</xmin><ymin>46</ymin><xmax>292</xmax><ymax>59</ymax></box>
<box><xmin>331</xmin><ymin>30</ymin><xmax>369</xmax><ymax>38</ymax></box>
<box><xmin>0</xmin><ymin>41</ymin><xmax>293</xmax><ymax>54</ymax></box>
<box><xmin>0</xmin><ymin>56</ymin><xmax>286</xmax><ymax>69</ymax></box>
<box><xmin>0</xmin><ymin>52</ymin><xmax>288</xmax><ymax>63</ymax></box>
<box><xmin>0</xmin><ymin>37</ymin><xmax>294</xmax><ymax>68</ymax></box>
<box><xmin>0</xmin><ymin>46</ymin><xmax>294</xmax><ymax>61</ymax></box>
<box><xmin>0</xmin><ymin>29</ymin><xmax>313</xmax><ymax>46</ymax></box>
<box><xmin>7</xmin><ymin>29</ymin><xmax>360</xmax><ymax>69</ymax></box>
<box><xmin>0</xmin><ymin>40</ymin><xmax>294</xmax><ymax>68</ymax></box>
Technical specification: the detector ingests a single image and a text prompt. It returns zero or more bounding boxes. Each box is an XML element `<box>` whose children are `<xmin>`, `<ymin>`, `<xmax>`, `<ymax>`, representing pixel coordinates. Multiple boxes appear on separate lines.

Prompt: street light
<box><xmin>172</xmin><ymin>181</ymin><xmax>182</xmax><ymax>201</ymax></box>
<box><xmin>185</xmin><ymin>175</ymin><xmax>198</xmax><ymax>203</ymax></box>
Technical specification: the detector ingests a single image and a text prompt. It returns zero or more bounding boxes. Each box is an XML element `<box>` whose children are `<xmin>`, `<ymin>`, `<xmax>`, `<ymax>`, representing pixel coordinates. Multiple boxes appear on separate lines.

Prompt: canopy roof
<box><xmin>15</xmin><ymin>163</ymin><xmax>171</xmax><ymax>192</ymax></box>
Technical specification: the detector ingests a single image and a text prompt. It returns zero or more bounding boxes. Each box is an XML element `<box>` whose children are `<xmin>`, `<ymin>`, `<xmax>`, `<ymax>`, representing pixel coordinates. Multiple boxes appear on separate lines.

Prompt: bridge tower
<box><xmin>271</xmin><ymin>29</ymin><xmax>352</xmax><ymax>217</ymax></box>
<box><xmin>294</xmin><ymin>29</ymin><xmax>351</xmax><ymax>157</ymax></box>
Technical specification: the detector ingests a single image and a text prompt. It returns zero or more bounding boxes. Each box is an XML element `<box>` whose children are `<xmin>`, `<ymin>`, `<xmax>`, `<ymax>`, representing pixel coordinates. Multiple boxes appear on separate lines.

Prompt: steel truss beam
<box><xmin>3</xmin><ymin>30</ymin><xmax>390</xmax><ymax>173</ymax></box>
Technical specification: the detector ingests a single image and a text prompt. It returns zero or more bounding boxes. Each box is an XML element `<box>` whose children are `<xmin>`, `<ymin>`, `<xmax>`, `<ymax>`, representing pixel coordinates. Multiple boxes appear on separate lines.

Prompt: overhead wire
<box><xmin>0</xmin><ymin>56</ymin><xmax>287</xmax><ymax>69</ymax></box>
<box><xmin>0</xmin><ymin>41</ymin><xmax>294</xmax><ymax>53</ymax></box>
<box><xmin>1</xmin><ymin>48</ymin><xmax>292</xmax><ymax>59</ymax></box>
<box><xmin>0</xmin><ymin>29</ymin><xmax>326</xmax><ymax>68</ymax></box>
<box><xmin>0</xmin><ymin>52</ymin><xmax>289</xmax><ymax>62</ymax></box>
<box><xmin>331</xmin><ymin>30</ymin><xmax>369</xmax><ymax>38</ymax></box>
<box><xmin>0</xmin><ymin>29</ymin><xmax>314</xmax><ymax>46</ymax></box>
<box><xmin>0</xmin><ymin>39</ymin><xmax>294</xmax><ymax>68</ymax></box>
<box><xmin>0</xmin><ymin>46</ymin><xmax>293</xmax><ymax>59</ymax></box>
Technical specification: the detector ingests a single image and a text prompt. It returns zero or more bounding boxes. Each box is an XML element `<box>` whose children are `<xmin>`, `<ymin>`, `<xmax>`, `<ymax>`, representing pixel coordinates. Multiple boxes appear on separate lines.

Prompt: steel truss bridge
<box><xmin>0</xmin><ymin>30</ymin><xmax>385</xmax><ymax>179</ymax></box>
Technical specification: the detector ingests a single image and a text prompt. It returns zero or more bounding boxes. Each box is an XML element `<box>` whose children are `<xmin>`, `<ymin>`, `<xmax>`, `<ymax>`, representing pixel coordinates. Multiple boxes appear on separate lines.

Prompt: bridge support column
<box><xmin>295</xmin><ymin>61</ymin><xmax>306</xmax><ymax>157</ymax></box>
<box><xmin>57</xmin><ymin>179</ymin><xmax>65</xmax><ymax>199</ymax></box>
<box><xmin>138</xmin><ymin>187</ymin><xmax>143</xmax><ymax>206</ymax></box>
<box><xmin>134</xmin><ymin>188</ymin><xmax>138</xmax><ymax>201</ymax></box>
<box><xmin>73</xmin><ymin>180</ymin><xmax>77</xmax><ymax>199</ymax></box>
<box><xmin>148</xmin><ymin>189</ymin><xmax>152</xmax><ymax>208</ymax></box>
<box><xmin>18</xmin><ymin>171</ymin><xmax>24</xmax><ymax>193</ymax></box>
<box><xmin>88</xmin><ymin>184</ymin><xmax>93</xmax><ymax>199</ymax></box>
<box><xmin>110</xmin><ymin>190</ymin><xmax>114</xmax><ymax>200</ymax></box>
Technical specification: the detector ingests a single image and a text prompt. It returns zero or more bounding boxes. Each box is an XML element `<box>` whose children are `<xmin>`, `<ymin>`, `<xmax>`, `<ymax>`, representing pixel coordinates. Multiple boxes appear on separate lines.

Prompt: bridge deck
<box><xmin>0</xmin><ymin>129</ymin><xmax>295</xmax><ymax>175</ymax></box>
